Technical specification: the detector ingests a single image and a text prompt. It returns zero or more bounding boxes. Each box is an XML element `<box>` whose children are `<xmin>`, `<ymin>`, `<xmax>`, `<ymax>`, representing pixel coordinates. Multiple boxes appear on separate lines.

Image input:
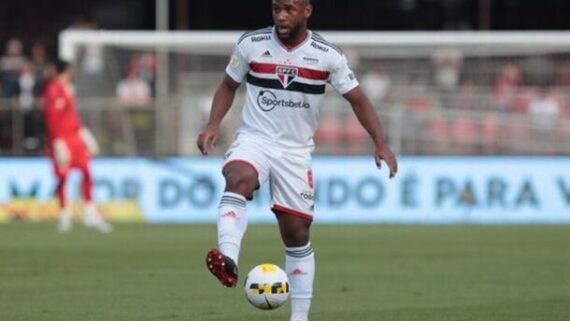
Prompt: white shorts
<box><xmin>222</xmin><ymin>134</ymin><xmax>315</xmax><ymax>221</ymax></box>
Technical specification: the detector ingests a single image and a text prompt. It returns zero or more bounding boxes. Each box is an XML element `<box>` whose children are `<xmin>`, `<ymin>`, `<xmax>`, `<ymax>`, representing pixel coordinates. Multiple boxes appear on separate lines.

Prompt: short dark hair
<box><xmin>54</xmin><ymin>58</ymin><xmax>71</xmax><ymax>74</ymax></box>
<box><xmin>274</xmin><ymin>0</ymin><xmax>311</xmax><ymax>4</ymax></box>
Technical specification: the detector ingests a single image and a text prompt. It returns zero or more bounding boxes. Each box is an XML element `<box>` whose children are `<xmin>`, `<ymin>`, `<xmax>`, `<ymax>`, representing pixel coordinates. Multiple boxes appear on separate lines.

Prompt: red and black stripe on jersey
<box><xmin>247</xmin><ymin>61</ymin><xmax>329</xmax><ymax>95</ymax></box>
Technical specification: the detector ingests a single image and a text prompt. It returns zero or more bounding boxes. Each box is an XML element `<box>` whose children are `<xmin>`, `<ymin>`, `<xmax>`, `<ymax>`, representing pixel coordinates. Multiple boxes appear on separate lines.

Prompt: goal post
<box><xmin>59</xmin><ymin>30</ymin><xmax>570</xmax><ymax>156</ymax></box>
<box><xmin>60</xmin><ymin>30</ymin><xmax>570</xmax><ymax>61</ymax></box>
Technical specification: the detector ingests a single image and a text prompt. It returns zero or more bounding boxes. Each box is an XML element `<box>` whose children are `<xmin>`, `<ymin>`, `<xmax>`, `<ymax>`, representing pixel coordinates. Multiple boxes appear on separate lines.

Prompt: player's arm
<box><xmin>42</xmin><ymin>86</ymin><xmax>70</xmax><ymax>166</ymax></box>
<box><xmin>43</xmin><ymin>87</ymin><xmax>63</xmax><ymax>140</ymax></box>
<box><xmin>196</xmin><ymin>75</ymin><xmax>241</xmax><ymax>155</ymax></box>
<box><xmin>79</xmin><ymin>127</ymin><xmax>100</xmax><ymax>156</ymax></box>
<box><xmin>343</xmin><ymin>86</ymin><xmax>398</xmax><ymax>178</ymax></box>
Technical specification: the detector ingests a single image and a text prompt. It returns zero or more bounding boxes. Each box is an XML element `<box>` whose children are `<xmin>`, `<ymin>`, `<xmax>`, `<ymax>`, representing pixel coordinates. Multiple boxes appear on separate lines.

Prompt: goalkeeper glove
<box><xmin>53</xmin><ymin>139</ymin><xmax>70</xmax><ymax>167</ymax></box>
<box><xmin>79</xmin><ymin>127</ymin><xmax>100</xmax><ymax>156</ymax></box>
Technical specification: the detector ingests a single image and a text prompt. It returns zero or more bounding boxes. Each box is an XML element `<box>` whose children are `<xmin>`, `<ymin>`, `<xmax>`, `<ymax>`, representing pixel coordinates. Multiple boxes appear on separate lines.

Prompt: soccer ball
<box><xmin>244</xmin><ymin>264</ymin><xmax>290</xmax><ymax>310</ymax></box>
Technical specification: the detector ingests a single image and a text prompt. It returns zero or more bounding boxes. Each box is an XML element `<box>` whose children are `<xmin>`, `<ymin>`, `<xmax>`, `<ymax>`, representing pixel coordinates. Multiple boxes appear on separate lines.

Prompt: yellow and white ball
<box><xmin>244</xmin><ymin>264</ymin><xmax>290</xmax><ymax>310</ymax></box>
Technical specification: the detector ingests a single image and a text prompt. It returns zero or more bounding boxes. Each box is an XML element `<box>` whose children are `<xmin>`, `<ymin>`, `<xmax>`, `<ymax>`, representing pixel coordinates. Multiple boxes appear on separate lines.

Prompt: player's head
<box><xmin>54</xmin><ymin>58</ymin><xmax>74</xmax><ymax>80</ymax></box>
<box><xmin>272</xmin><ymin>0</ymin><xmax>313</xmax><ymax>42</ymax></box>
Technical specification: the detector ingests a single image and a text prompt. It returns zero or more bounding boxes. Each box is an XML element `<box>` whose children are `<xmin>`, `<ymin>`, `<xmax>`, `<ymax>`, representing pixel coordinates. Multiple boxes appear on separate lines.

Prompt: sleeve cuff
<box><xmin>338</xmin><ymin>81</ymin><xmax>359</xmax><ymax>95</ymax></box>
<box><xmin>225</xmin><ymin>68</ymin><xmax>243</xmax><ymax>84</ymax></box>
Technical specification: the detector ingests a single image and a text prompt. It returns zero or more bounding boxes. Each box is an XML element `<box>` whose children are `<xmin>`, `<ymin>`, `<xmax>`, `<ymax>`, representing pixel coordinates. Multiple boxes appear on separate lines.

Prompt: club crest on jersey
<box><xmin>276</xmin><ymin>66</ymin><xmax>298</xmax><ymax>88</ymax></box>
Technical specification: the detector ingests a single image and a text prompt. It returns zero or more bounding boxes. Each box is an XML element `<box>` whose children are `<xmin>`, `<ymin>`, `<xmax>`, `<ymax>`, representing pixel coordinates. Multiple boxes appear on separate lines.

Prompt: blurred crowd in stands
<box><xmin>0</xmin><ymin>38</ymin><xmax>53</xmax><ymax>154</ymax></box>
<box><xmin>0</xmin><ymin>16</ymin><xmax>157</xmax><ymax>156</ymax></box>
<box><xmin>315</xmin><ymin>50</ymin><xmax>570</xmax><ymax>155</ymax></box>
<box><xmin>1</xmin><ymin>31</ymin><xmax>570</xmax><ymax>156</ymax></box>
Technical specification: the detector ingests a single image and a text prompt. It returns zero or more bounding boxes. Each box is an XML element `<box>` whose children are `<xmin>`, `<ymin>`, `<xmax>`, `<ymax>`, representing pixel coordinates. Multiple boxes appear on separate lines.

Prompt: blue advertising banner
<box><xmin>0</xmin><ymin>157</ymin><xmax>569</xmax><ymax>224</ymax></box>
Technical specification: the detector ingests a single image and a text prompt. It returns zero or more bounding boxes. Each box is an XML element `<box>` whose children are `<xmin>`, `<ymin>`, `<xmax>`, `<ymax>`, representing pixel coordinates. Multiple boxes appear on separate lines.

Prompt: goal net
<box><xmin>59</xmin><ymin>30</ymin><xmax>570</xmax><ymax>156</ymax></box>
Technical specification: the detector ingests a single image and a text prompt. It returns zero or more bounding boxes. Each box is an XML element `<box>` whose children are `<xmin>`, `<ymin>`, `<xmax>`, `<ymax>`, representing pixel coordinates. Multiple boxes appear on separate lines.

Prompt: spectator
<box><xmin>18</xmin><ymin>63</ymin><xmax>36</xmax><ymax>109</ymax></box>
<box><xmin>432</xmin><ymin>48</ymin><xmax>463</xmax><ymax>110</ymax></box>
<box><xmin>528</xmin><ymin>87</ymin><xmax>560</xmax><ymax>137</ymax></box>
<box><xmin>554</xmin><ymin>63</ymin><xmax>570</xmax><ymax>86</ymax></box>
<box><xmin>406</xmin><ymin>83</ymin><xmax>434</xmax><ymax>112</ymax></box>
<box><xmin>137</xmin><ymin>53</ymin><xmax>157</xmax><ymax>90</ymax></box>
<box><xmin>68</xmin><ymin>15</ymin><xmax>104</xmax><ymax>75</ymax></box>
<box><xmin>18</xmin><ymin>63</ymin><xmax>43</xmax><ymax>153</ymax></box>
<box><xmin>30</xmin><ymin>42</ymin><xmax>49</xmax><ymax>96</ymax></box>
<box><xmin>450</xmin><ymin>113</ymin><xmax>478</xmax><ymax>153</ymax></box>
<box><xmin>1</xmin><ymin>38</ymin><xmax>27</xmax><ymax>98</ymax></box>
<box><xmin>431</xmin><ymin>48</ymin><xmax>463</xmax><ymax>91</ymax></box>
<box><xmin>453</xmin><ymin>79</ymin><xmax>479</xmax><ymax>110</ymax></box>
<box><xmin>405</xmin><ymin>83</ymin><xmax>435</xmax><ymax>153</ymax></box>
<box><xmin>494</xmin><ymin>63</ymin><xmax>522</xmax><ymax>113</ymax></box>
<box><xmin>116</xmin><ymin>64</ymin><xmax>151</xmax><ymax>107</ymax></box>
<box><xmin>523</xmin><ymin>55</ymin><xmax>554</xmax><ymax>87</ymax></box>
<box><xmin>360</xmin><ymin>62</ymin><xmax>391</xmax><ymax>105</ymax></box>
<box><xmin>116</xmin><ymin>62</ymin><xmax>153</xmax><ymax>155</ymax></box>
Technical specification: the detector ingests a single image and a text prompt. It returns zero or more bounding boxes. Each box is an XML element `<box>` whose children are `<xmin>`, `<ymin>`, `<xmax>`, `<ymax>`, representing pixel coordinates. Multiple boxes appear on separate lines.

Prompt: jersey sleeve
<box><xmin>42</xmin><ymin>84</ymin><xmax>72</xmax><ymax>140</ymax></box>
<box><xmin>42</xmin><ymin>85</ymin><xmax>62</xmax><ymax>140</ymax></box>
<box><xmin>328</xmin><ymin>53</ymin><xmax>359</xmax><ymax>95</ymax></box>
<box><xmin>225</xmin><ymin>42</ymin><xmax>250</xmax><ymax>83</ymax></box>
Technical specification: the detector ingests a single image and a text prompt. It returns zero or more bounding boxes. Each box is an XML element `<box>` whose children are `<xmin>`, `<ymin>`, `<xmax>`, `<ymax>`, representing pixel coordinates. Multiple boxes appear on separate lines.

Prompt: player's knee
<box><xmin>224</xmin><ymin>168</ymin><xmax>258</xmax><ymax>196</ymax></box>
<box><xmin>281</xmin><ymin>227</ymin><xmax>310</xmax><ymax>247</ymax></box>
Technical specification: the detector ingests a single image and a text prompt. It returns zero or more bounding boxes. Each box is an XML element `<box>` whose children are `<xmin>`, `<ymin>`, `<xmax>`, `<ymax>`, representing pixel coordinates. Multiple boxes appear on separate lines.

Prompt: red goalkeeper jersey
<box><xmin>42</xmin><ymin>79</ymin><xmax>83</xmax><ymax>142</ymax></box>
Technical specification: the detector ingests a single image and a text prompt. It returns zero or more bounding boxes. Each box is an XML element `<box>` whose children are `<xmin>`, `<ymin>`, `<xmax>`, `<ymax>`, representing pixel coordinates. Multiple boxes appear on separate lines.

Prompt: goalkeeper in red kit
<box><xmin>42</xmin><ymin>59</ymin><xmax>112</xmax><ymax>233</ymax></box>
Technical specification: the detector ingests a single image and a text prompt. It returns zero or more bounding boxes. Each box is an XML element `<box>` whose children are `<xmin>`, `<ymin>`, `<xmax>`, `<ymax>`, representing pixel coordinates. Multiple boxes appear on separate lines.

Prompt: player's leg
<box><xmin>207</xmin><ymin>137</ymin><xmax>270</xmax><ymax>287</ymax></box>
<box><xmin>54</xmin><ymin>165</ymin><xmax>72</xmax><ymax>232</ymax></box>
<box><xmin>78</xmin><ymin>158</ymin><xmax>112</xmax><ymax>233</ymax></box>
<box><xmin>52</xmin><ymin>138</ymin><xmax>73</xmax><ymax>232</ymax></box>
<box><xmin>276</xmin><ymin>213</ymin><xmax>314</xmax><ymax>321</ymax></box>
<box><xmin>270</xmin><ymin>150</ymin><xmax>315</xmax><ymax>321</ymax></box>
<box><xmin>217</xmin><ymin>161</ymin><xmax>258</xmax><ymax>262</ymax></box>
<box><xmin>80</xmin><ymin>161</ymin><xmax>93</xmax><ymax>204</ymax></box>
<box><xmin>207</xmin><ymin>162</ymin><xmax>257</xmax><ymax>287</ymax></box>
<box><xmin>55</xmin><ymin>168</ymin><xmax>68</xmax><ymax>210</ymax></box>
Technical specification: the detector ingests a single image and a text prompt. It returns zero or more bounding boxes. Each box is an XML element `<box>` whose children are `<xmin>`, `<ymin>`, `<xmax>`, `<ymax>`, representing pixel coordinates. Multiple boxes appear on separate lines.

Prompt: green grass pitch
<box><xmin>1</xmin><ymin>223</ymin><xmax>569</xmax><ymax>321</ymax></box>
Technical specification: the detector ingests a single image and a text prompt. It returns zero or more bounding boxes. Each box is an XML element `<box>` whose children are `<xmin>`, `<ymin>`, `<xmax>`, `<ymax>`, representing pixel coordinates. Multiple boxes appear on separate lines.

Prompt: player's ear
<box><xmin>304</xmin><ymin>4</ymin><xmax>313</xmax><ymax>19</ymax></box>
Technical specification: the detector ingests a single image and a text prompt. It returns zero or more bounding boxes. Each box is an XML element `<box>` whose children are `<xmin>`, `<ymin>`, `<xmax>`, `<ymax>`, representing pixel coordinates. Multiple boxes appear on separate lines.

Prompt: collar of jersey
<box><xmin>272</xmin><ymin>26</ymin><xmax>312</xmax><ymax>53</ymax></box>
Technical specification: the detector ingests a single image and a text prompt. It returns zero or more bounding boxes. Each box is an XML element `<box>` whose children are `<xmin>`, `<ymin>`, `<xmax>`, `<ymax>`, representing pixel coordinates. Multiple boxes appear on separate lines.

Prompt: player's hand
<box><xmin>53</xmin><ymin>139</ymin><xmax>70</xmax><ymax>168</ymax></box>
<box><xmin>197</xmin><ymin>125</ymin><xmax>219</xmax><ymax>156</ymax></box>
<box><xmin>374</xmin><ymin>144</ymin><xmax>398</xmax><ymax>179</ymax></box>
<box><xmin>79</xmin><ymin>127</ymin><xmax>100</xmax><ymax>156</ymax></box>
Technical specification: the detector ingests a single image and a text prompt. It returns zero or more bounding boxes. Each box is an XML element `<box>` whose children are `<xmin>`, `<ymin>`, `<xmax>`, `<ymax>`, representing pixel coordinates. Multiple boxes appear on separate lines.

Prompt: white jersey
<box><xmin>225</xmin><ymin>26</ymin><xmax>359</xmax><ymax>150</ymax></box>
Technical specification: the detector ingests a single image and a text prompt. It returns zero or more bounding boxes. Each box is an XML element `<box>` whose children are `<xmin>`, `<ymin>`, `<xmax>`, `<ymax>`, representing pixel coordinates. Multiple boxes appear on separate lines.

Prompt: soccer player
<box><xmin>196</xmin><ymin>1</ymin><xmax>397</xmax><ymax>320</ymax></box>
<box><xmin>42</xmin><ymin>59</ymin><xmax>112</xmax><ymax>233</ymax></box>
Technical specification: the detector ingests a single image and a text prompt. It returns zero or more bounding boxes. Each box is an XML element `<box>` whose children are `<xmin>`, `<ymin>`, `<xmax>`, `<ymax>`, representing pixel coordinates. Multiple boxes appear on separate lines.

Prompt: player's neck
<box><xmin>56</xmin><ymin>75</ymin><xmax>70</xmax><ymax>85</ymax></box>
<box><xmin>278</xmin><ymin>28</ymin><xmax>309</xmax><ymax>50</ymax></box>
